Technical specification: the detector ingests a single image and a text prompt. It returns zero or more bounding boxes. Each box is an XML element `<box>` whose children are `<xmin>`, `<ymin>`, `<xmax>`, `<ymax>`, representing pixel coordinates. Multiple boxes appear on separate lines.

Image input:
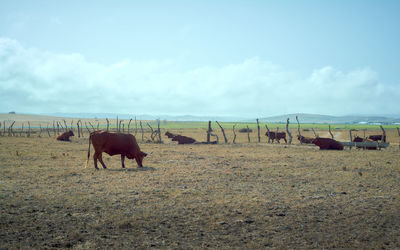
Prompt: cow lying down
<box><xmin>57</xmin><ymin>130</ymin><xmax>74</xmax><ymax>141</ymax></box>
<box><xmin>86</xmin><ymin>130</ymin><xmax>148</xmax><ymax>169</ymax></box>
<box><xmin>312</xmin><ymin>137</ymin><xmax>344</xmax><ymax>150</ymax></box>
<box><xmin>165</xmin><ymin>131</ymin><xmax>197</xmax><ymax>144</ymax></box>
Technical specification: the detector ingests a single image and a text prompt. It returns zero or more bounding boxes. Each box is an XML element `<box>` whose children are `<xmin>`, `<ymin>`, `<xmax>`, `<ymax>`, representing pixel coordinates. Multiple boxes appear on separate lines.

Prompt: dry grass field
<box><xmin>1</xmin><ymin>128</ymin><xmax>400</xmax><ymax>249</ymax></box>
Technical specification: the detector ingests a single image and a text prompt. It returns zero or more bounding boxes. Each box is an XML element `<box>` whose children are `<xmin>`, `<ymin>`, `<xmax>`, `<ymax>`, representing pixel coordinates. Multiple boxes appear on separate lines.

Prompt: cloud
<box><xmin>0</xmin><ymin>37</ymin><xmax>398</xmax><ymax>117</ymax></box>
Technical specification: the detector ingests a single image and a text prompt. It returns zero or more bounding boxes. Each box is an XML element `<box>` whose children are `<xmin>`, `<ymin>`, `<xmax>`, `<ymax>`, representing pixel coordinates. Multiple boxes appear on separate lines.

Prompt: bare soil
<box><xmin>1</xmin><ymin>130</ymin><xmax>399</xmax><ymax>249</ymax></box>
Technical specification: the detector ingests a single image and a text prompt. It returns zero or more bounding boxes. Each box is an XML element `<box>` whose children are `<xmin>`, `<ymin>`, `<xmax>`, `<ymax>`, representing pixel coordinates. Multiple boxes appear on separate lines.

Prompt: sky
<box><xmin>0</xmin><ymin>0</ymin><xmax>399</xmax><ymax>118</ymax></box>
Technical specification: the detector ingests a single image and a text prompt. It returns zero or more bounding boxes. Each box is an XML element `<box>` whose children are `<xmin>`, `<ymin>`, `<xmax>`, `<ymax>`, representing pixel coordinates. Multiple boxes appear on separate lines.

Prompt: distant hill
<box><xmin>259</xmin><ymin>113</ymin><xmax>400</xmax><ymax>124</ymax></box>
<box><xmin>1</xmin><ymin>112</ymin><xmax>399</xmax><ymax>124</ymax></box>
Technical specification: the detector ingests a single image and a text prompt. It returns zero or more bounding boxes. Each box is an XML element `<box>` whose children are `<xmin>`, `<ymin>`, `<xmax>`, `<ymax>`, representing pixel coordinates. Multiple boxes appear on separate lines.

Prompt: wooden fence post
<box><xmin>88</xmin><ymin>122</ymin><xmax>95</xmax><ymax>132</ymax></box>
<box><xmin>84</xmin><ymin>122</ymin><xmax>91</xmax><ymax>134</ymax></box>
<box><xmin>20</xmin><ymin>123</ymin><xmax>24</xmax><ymax>137</ymax></box>
<box><xmin>106</xmin><ymin>118</ymin><xmax>109</xmax><ymax>132</ymax></box>
<box><xmin>349</xmin><ymin>130</ymin><xmax>353</xmax><ymax>149</ymax></box>
<box><xmin>216</xmin><ymin>121</ymin><xmax>228</xmax><ymax>143</ymax></box>
<box><xmin>247</xmin><ymin>125</ymin><xmax>251</xmax><ymax>143</ymax></box>
<box><xmin>296</xmin><ymin>116</ymin><xmax>302</xmax><ymax>144</ymax></box>
<box><xmin>140</xmin><ymin>121</ymin><xmax>144</xmax><ymax>142</ymax></box>
<box><xmin>135</xmin><ymin>116</ymin><xmax>138</xmax><ymax>136</ymax></box>
<box><xmin>311</xmin><ymin>128</ymin><xmax>318</xmax><ymax>138</ymax></box>
<box><xmin>328</xmin><ymin>125</ymin><xmax>334</xmax><ymax>139</ymax></box>
<box><xmin>38</xmin><ymin>124</ymin><xmax>42</xmax><ymax>137</ymax></box>
<box><xmin>63</xmin><ymin>120</ymin><xmax>68</xmax><ymax>132</ymax></box>
<box><xmin>77</xmin><ymin>120</ymin><xmax>81</xmax><ymax>138</ymax></box>
<box><xmin>286</xmin><ymin>118</ymin><xmax>293</xmax><ymax>144</ymax></box>
<box><xmin>3</xmin><ymin>121</ymin><xmax>7</xmax><ymax>136</ymax></box>
<box><xmin>52</xmin><ymin>121</ymin><xmax>56</xmax><ymax>136</ymax></box>
<box><xmin>380</xmin><ymin>125</ymin><xmax>386</xmax><ymax>142</ymax></box>
<box><xmin>207</xmin><ymin>121</ymin><xmax>212</xmax><ymax>143</ymax></box>
<box><xmin>157</xmin><ymin>119</ymin><xmax>162</xmax><ymax>143</ymax></box>
<box><xmin>256</xmin><ymin>119</ymin><xmax>261</xmax><ymax>143</ymax></box>
<box><xmin>116</xmin><ymin>116</ymin><xmax>119</xmax><ymax>132</ymax></box>
<box><xmin>147</xmin><ymin>122</ymin><xmax>155</xmax><ymax>142</ymax></box>
<box><xmin>8</xmin><ymin>121</ymin><xmax>15</xmax><ymax>136</ymax></box>
<box><xmin>232</xmin><ymin>124</ymin><xmax>237</xmax><ymax>144</ymax></box>
<box><xmin>397</xmin><ymin>127</ymin><xmax>400</xmax><ymax>149</ymax></box>
<box><xmin>27</xmin><ymin>122</ymin><xmax>31</xmax><ymax>137</ymax></box>
<box><xmin>128</xmin><ymin>119</ymin><xmax>132</xmax><ymax>134</ymax></box>
<box><xmin>46</xmin><ymin>124</ymin><xmax>51</xmax><ymax>137</ymax></box>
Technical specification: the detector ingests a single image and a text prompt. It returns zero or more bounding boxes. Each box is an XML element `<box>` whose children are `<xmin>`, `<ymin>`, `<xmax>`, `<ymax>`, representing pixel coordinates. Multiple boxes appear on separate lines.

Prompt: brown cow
<box><xmin>297</xmin><ymin>135</ymin><xmax>314</xmax><ymax>144</ymax></box>
<box><xmin>56</xmin><ymin>130</ymin><xmax>74</xmax><ymax>141</ymax></box>
<box><xmin>171</xmin><ymin>135</ymin><xmax>196</xmax><ymax>144</ymax></box>
<box><xmin>165</xmin><ymin>131</ymin><xmax>176</xmax><ymax>138</ymax></box>
<box><xmin>368</xmin><ymin>134</ymin><xmax>386</xmax><ymax>142</ymax></box>
<box><xmin>353</xmin><ymin>136</ymin><xmax>377</xmax><ymax>150</ymax></box>
<box><xmin>312</xmin><ymin>137</ymin><xmax>344</xmax><ymax>150</ymax></box>
<box><xmin>86</xmin><ymin>130</ymin><xmax>147</xmax><ymax>169</ymax></box>
<box><xmin>265</xmin><ymin>131</ymin><xmax>287</xmax><ymax>143</ymax></box>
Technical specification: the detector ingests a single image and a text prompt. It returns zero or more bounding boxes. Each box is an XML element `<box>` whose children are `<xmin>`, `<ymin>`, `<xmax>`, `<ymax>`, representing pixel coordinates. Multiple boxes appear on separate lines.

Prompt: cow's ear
<box><xmin>141</xmin><ymin>151</ymin><xmax>148</xmax><ymax>157</ymax></box>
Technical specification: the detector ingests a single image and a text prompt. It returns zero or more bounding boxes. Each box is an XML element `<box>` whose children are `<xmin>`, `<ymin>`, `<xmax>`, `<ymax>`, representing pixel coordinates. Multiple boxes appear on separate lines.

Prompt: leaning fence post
<box><xmin>216</xmin><ymin>121</ymin><xmax>228</xmax><ymax>143</ymax></box>
<box><xmin>397</xmin><ymin>127</ymin><xmax>400</xmax><ymax>149</ymax></box>
<box><xmin>328</xmin><ymin>125</ymin><xmax>334</xmax><ymax>139</ymax></box>
<box><xmin>128</xmin><ymin>119</ymin><xmax>132</xmax><ymax>134</ymax></box>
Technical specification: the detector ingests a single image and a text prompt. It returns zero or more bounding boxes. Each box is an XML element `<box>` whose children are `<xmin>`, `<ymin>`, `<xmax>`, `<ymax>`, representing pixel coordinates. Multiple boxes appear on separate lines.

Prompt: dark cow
<box><xmin>353</xmin><ymin>136</ymin><xmax>377</xmax><ymax>150</ymax></box>
<box><xmin>297</xmin><ymin>135</ymin><xmax>314</xmax><ymax>144</ymax></box>
<box><xmin>368</xmin><ymin>134</ymin><xmax>386</xmax><ymax>142</ymax></box>
<box><xmin>171</xmin><ymin>135</ymin><xmax>196</xmax><ymax>144</ymax></box>
<box><xmin>312</xmin><ymin>137</ymin><xmax>344</xmax><ymax>150</ymax></box>
<box><xmin>165</xmin><ymin>131</ymin><xmax>177</xmax><ymax>138</ymax></box>
<box><xmin>265</xmin><ymin>131</ymin><xmax>287</xmax><ymax>143</ymax></box>
<box><xmin>56</xmin><ymin>130</ymin><xmax>74</xmax><ymax>141</ymax></box>
<box><xmin>86</xmin><ymin>130</ymin><xmax>147</xmax><ymax>169</ymax></box>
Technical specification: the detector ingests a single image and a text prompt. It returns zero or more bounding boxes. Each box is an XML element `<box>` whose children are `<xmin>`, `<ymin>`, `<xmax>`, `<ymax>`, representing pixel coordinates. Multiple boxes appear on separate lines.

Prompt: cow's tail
<box><xmin>85</xmin><ymin>133</ymin><xmax>92</xmax><ymax>168</ymax></box>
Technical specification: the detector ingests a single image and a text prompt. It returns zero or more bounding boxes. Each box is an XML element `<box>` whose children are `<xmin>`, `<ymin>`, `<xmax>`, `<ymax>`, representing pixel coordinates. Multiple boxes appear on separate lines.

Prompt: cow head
<box><xmin>68</xmin><ymin>130</ymin><xmax>74</xmax><ymax>137</ymax></box>
<box><xmin>127</xmin><ymin>151</ymin><xmax>148</xmax><ymax>167</ymax></box>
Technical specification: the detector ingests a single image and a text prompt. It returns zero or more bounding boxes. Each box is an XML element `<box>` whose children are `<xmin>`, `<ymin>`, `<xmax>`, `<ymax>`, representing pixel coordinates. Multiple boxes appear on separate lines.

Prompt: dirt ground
<box><xmin>1</xmin><ymin>129</ymin><xmax>399</xmax><ymax>249</ymax></box>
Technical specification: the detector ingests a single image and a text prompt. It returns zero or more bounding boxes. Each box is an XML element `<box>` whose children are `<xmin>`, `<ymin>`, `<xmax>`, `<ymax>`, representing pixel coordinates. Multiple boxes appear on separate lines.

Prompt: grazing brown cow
<box><xmin>353</xmin><ymin>136</ymin><xmax>377</xmax><ymax>150</ymax></box>
<box><xmin>312</xmin><ymin>137</ymin><xmax>344</xmax><ymax>150</ymax></box>
<box><xmin>165</xmin><ymin>131</ymin><xmax>176</xmax><ymax>138</ymax></box>
<box><xmin>265</xmin><ymin>131</ymin><xmax>287</xmax><ymax>143</ymax></box>
<box><xmin>86</xmin><ymin>130</ymin><xmax>147</xmax><ymax>169</ymax></box>
<box><xmin>171</xmin><ymin>135</ymin><xmax>196</xmax><ymax>144</ymax></box>
<box><xmin>368</xmin><ymin>134</ymin><xmax>386</xmax><ymax>142</ymax></box>
<box><xmin>56</xmin><ymin>130</ymin><xmax>74</xmax><ymax>141</ymax></box>
<box><xmin>297</xmin><ymin>135</ymin><xmax>314</xmax><ymax>144</ymax></box>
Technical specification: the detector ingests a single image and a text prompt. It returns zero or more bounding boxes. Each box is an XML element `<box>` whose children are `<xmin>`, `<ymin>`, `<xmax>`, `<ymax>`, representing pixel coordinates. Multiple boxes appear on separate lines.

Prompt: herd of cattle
<box><xmin>55</xmin><ymin>129</ymin><xmax>387</xmax><ymax>169</ymax></box>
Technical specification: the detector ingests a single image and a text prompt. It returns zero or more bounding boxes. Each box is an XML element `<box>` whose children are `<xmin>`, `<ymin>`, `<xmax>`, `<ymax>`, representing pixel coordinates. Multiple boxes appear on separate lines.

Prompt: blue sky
<box><xmin>0</xmin><ymin>1</ymin><xmax>399</xmax><ymax>117</ymax></box>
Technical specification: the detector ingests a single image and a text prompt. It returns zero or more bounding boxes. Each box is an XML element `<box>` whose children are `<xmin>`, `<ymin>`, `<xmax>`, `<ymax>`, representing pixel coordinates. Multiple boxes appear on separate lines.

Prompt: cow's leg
<box><xmin>284</xmin><ymin>138</ymin><xmax>287</xmax><ymax>144</ymax></box>
<box><xmin>121</xmin><ymin>155</ymin><xmax>126</xmax><ymax>168</ymax></box>
<box><xmin>98</xmin><ymin>153</ymin><xmax>107</xmax><ymax>169</ymax></box>
<box><xmin>93</xmin><ymin>152</ymin><xmax>100</xmax><ymax>170</ymax></box>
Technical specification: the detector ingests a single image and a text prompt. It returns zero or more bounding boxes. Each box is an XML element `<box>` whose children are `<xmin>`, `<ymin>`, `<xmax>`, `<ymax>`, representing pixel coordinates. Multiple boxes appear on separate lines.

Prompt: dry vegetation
<box><xmin>1</xmin><ymin>128</ymin><xmax>400</xmax><ymax>249</ymax></box>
